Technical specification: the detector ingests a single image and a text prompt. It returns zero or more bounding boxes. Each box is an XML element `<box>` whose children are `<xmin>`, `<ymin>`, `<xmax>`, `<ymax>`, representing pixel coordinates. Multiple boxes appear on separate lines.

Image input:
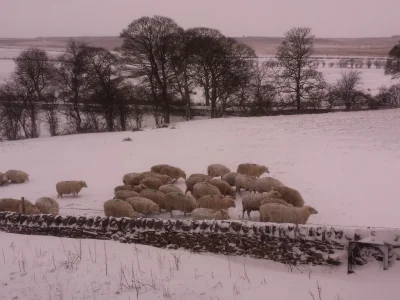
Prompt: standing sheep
<box><xmin>192</xmin><ymin>208</ymin><xmax>230</xmax><ymax>221</ymax></box>
<box><xmin>0</xmin><ymin>198</ymin><xmax>21</xmax><ymax>212</ymax></box>
<box><xmin>234</xmin><ymin>174</ymin><xmax>257</xmax><ymax>194</ymax></box>
<box><xmin>221</xmin><ymin>172</ymin><xmax>240</xmax><ymax>187</ymax></box>
<box><xmin>114</xmin><ymin>185</ymin><xmax>134</xmax><ymax>193</ymax></box>
<box><xmin>132</xmin><ymin>184</ymin><xmax>148</xmax><ymax>193</ymax></box>
<box><xmin>104</xmin><ymin>199</ymin><xmax>138</xmax><ymax>218</ymax></box>
<box><xmin>139</xmin><ymin>189</ymin><xmax>166</xmax><ymax>209</ymax></box>
<box><xmin>259</xmin><ymin>203</ymin><xmax>318</xmax><ymax>224</ymax></box>
<box><xmin>237</xmin><ymin>163</ymin><xmax>269</xmax><ymax>178</ymax></box>
<box><xmin>5</xmin><ymin>170</ymin><xmax>29</xmax><ymax>183</ymax></box>
<box><xmin>140</xmin><ymin>172</ymin><xmax>173</xmax><ymax>184</ymax></box>
<box><xmin>260</xmin><ymin>197</ymin><xmax>293</xmax><ymax>207</ymax></box>
<box><xmin>185</xmin><ymin>175</ymin><xmax>211</xmax><ymax>194</ymax></box>
<box><xmin>35</xmin><ymin>197</ymin><xmax>59</xmax><ymax>215</ymax></box>
<box><xmin>159</xmin><ymin>184</ymin><xmax>183</xmax><ymax>194</ymax></box>
<box><xmin>56</xmin><ymin>180</ymin><xmax>88</xmax><ymax>198</ymax></box>
<box><xmin>209</xmin><ymin>178</ymin><xmax>236</xmax><ymax>199</ymax></box>
<box><xmin>207</xmin><ymin>164</ymin><xmax>231</xmax><ymax>178</ymax></box>
<box><xmin>241</xmin><ymin>190</ymin><xmax>282</xmax><ymax>219</ymax></box>
<box><xmin>114</xmin><ymin>190</ymin><xmax>139</xmax><ymax>201</ymax></box>
<box><xmin>160</xmin><ymin>166</ymin><xmax>186</xmax><ymax>183</ymax></box>
<box><xmin>140</xmin><ymin>177</ymin><xmax>163</xmax><ymax>190</ymax></box>
<box><xmin>273</xmin><ymin>186</ymin><xmax>305</xmax><ymax>207</ymax></box>
<box><xmin>0</xmin><ymin>173</ymin><xmax>8</xmax><ymax>186</ymax></box>
<box><xmin>197</xmin><ymin>195</ymin><xmax>236</xmax><ymax>210</ymax></box>
<box><xmin>188</xmin><ymin>173</ymin><xmax>211</xmax><ymax>180</ymax></box>
<box><xmin>192</xmin><ymin>182</ymin><xmax>221</xmax><ymax>199</ymax></box>
<box><xmin>253</xmin><ymin>177</ymin><xmax>285</xmax><ymax>193</ymax></box>
<box><xmin>150</xmin><ymin>164</ymin><xmax>172</xmax><ymax>174</ymax></box>
<box><xmin>123</xmin><ymin>173</ymin><xmax>144</xmax><ymax>186</ymax></box>
<box><xmin>164</xmin><ymin>192</ymin><xmax>198</xmax><ymax>217</ymax></box>
<box><xmin>19</xmin><ymin>200</ymin><xmax>41</xmax><ymax>215</ymax></box>
<box><xmin>126</xmin><ymin>197</ymin><xmax>160</xmax><ymax>216</ymax></box>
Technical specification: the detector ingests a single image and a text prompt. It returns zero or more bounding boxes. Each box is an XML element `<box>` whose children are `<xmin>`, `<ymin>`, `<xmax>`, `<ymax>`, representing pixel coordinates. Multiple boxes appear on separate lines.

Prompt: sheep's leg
<box><xmin>242</xmin><ymin>209</ymin><xmax>245</xmax><ymax>219</ymax></box>
<box><xmin>170</xmin><ymin>210</ymin><xmax>173</xmax><ymax>217</ymax></box>
<box><xmin>184</xmin><ymin>211</ymin><xmax>187</xmax><ymax>217</ymax></box>
<box><xmin>247</xmin><ymin>210</ymin><xmax>251</xmax><ymax>219</ymax></box>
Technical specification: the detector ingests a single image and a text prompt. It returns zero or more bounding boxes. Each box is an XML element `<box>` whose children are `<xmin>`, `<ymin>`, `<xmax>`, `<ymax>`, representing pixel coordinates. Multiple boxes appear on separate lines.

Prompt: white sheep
<box><xmin>150</xmin><ymin>164</ymin><xmax>172</xmax><ymax>174</ymax></box>
<box><xmin>273</xmin><ymin>186</ymin><xmax>305</xmax><ymax>207</ymax></box>
<box><xmin>5</xmin><ymin>169</ymin><xmax>29</xmax><ymax>183</ymax></box>
<box><xmin>234</xmin><ymin>174</ymin><xmax>257</xmax><ymax>194</ymax></box>
<box><xmin>209</xmin><ymin>178</ymin><xmax>236</xmax><ymax>199</ymax></box>
<box><xmin>241</xmin><ymin>190</ymin><xmax>282</xmax><ymax>219</ymax></box>
<box><xmin>35</xmin><ymin>197</ymin><xmax>60</xmax><ymax>215</ymax></box>
<box><xmin>0</xmin><ymin>172</ymin><xmax>8</xmax><ymax>186</ymax></box>
<box><xmin>237</xmin><ymin>163</ymin><xmax>269</xmax><ymax>178</ymax></box>
<box><xmin>123</xmin><ymin>173</ymin><xmax>144</xmax><ymax>186</ymax></box>
<box><xmin>185</xmin><ymin>175</ymin><xmax>211</xmax><ymax>194</ymax></box>
<box><xmin>253</xmin><ymin>177</ymin><xmax>286</xmax><ymax>193</ymax></box>
<box><xmin>221</xmin><ymin>172</ymin><xmax>240</xmax><ymax>186</ymax></box>
<box><xmin>56</xmin><ymin>180</ymin><xmax>88</xmax><ymax>198</ymax></box>
<box><xmin>104</xmin><ymin>199</ymin><xmax>138</xmax><ymax>218</ymax></box>
<box><xmin>0</xmin><ymin>198</ymin><xmax>21</xmax><ymax>212</ymax></box>
<box><xmin>191</xmin><ymin>208</ymin><xmax>230</xmax><ymax>220</ymax></box>
<box><xmin>114</xmin><ymin>190</ymin><xmax>139</xmax><ymax>201</ymax></box>
<box><xmin>160</xmin><ymin>166</ymin><xmax>186</xmax><ymax>183</ymax></box>
<box><xmin>126</xmin><ymin>197</ymin><xmax>160</xmax><ymax>216</ymax></box>
<box><xmin>139</xmin><ymin>189</ymin><xmax>166</xmax><ymax>210</ymax></box>
<box><xmin>188</xmin><ymin>173</ymin><xmax>211</xmax><ymax>180</ymax></box>
<box><xmin>140</xmin><ymin>177</ymin><xmax>163</xmax><ymax>190</ymax></box>
<box><xmin>197</xmin><ymin>195</ymin><xmax>236</xmax><ymax>210</ymax></box>
<box><xmin>20</xmin><ymin>200</ymin><xmax>41</xmax><ymax>215</ymax></box>
<box><xmin>260</xmin><ymin>197</ymin><xmax>293</xmax><ymax>207</ymax></box>
<box><xmin>132</xmin><ymin>184</ymin><xmax>148</xmax><ymax>193</ymax></box>
<box><xmin>159</xmin><ymin>184</ymin><xmax>183</xmax><ymax>194</ymax></box>
<box><xmin>259</xmin><ymin>203</ymin><xmax>318</xmax><ymax>224</ymax></box>
<box><xmin>114</xmin><ymin>185</ymin><xmax>134</xmax><ymax>192</ymax></box>
<box><xmin>192</xmin><ymin>182</ymin><xmax>221</xmax><ymax>199</ymax></box>
<box><xmin>140</xmin><ymin>172</ymin><xmax>173</xmax><ymax>184</ymax></box>
<box><xmin>164</xmin><ymin>192</ymin><xmax>198</xmax><ymax>217</ymax></box>
<box><xmin>207</xmin><ymin>164</ymin><xmax>231</xmax><ymax>178</ymax></box>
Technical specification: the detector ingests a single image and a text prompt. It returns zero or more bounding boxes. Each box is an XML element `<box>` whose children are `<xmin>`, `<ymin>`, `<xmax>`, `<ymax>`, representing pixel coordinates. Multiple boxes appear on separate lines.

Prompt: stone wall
<box><xmin>1</xmin><ymin>212</ymin><xmax>399</xmax><ymax>267</ymax></box>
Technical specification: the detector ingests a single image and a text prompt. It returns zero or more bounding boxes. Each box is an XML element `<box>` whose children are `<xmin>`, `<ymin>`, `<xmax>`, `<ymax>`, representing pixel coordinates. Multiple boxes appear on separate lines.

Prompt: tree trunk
<box><xmin>163</xmin><ymin>105</ymin><xmax>170</xmax><ymax>124</ymax></box>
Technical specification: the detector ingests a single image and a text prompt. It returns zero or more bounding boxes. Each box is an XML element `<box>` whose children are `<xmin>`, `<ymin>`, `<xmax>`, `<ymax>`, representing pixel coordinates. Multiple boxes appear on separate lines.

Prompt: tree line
<box><xmin>1</xmin><ymin>15</ymin><xmax>399</xmax><ymax>140</ymax></box>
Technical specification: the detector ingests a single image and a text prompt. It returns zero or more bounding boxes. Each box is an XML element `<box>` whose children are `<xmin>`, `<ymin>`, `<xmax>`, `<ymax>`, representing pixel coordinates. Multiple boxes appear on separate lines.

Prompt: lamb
<box><xmin>150</xmin><ymin>164</ymin><xmax>172</xmax><ymax>174</ymax></box>
<box><xmin>140</xmin><ymin>177</ymin><xmax>163</xmax><ymax>190</ymax></box>
<box><xmin>184</xmin><ymin>175</ymin><xmax>211</xmax><ymax>194</ymax></box>
<box><xmin>209</xmin><ymin>178</ymin><xmax>236</xmax><ymax>199</ymax></box>
<box><xmin>237</xmin><ymin>163</ymin><xmax>269</xmax><ymax>178</ymax></box>
<box><xmin>160</xmin><ymin>166</ymin><xmax>186</xmax><ymax>183</ymax></box>
<box><xmin>126</xmin><ymin>197</ymin><xmax>160</xmax><ymax>216</ymax></box>
<box><xmin>191</xmin><ymin>208</ymin><xmax>230</xmax><ymax>221</ymax></box>
<box><xmin>221</xmin><ymin>172</ymin><xmax>240</xmax><ymax>187</ymax></box>
<box><xmin>114</xmin><ymin>190</ymin><xmax>139</xmax><ymax>201</ymax></box>
<box><xmin>259</xmin><ymin>203</ymin><xmax>318</xmax><ymax>224</ymax></box>
<box><xmin>35</xmin><ymin>197</ymin><xmax>60</xmax><ymax>215</ymax></box>
<box><xmin>253</xmin><ymin>177</ymin><xmax>286</xmax><ymax>193</ymax></box>
<box><xmin>241</xmin><ymin>190</ymin><xmax>282</xmax><ymax>219</ymax></box>
<box><xmin>104</xmin><ymin>199</ymin><xmax>138</xmax><ymax>218</ymax></box>
<box><xmin>234</xmin><ymin>174</ymin><xmax>257</xmax><ymax>194</ymax></box>
<box><xmin>5</xmin><ymin>169</ymin><xmax>29</xmax><ymax>183</ymax></box>
<box><xmin>139</xmin><ymin>189</ymin><xmax>166</xmax><ymax>209</ymax></box>
<box><xmin>207</xmin><ymin>164</ymin><xmax>231</xmax><ymax>178</ymax></box>
<box><xmin>164</xmin><ymin>192</ymin><xmax>198</xmax><ymax>217</ymax></box>
<box><xmin>197</xmin><ymin>195</ymin><xmax>236</xmax><ymax>210</ymax></box>
<box><xmin>192</xmin><ymin>182</ymin><xmax>221</xmax><ymax>199</ymax></box>
<box><xmin>159</xmin><ymin>184</ymin><xmax>183</xmax><ymax>194</ymax></box>
<box><xmin>0</xmin><ymin>173</ymin><xmax>8</xmax><ymax>186</ymax></box>
<box><xmin>273</xmin><ymin>186</ymin><xmax>305</xmax><ymax>207</ymax></box>
<box><xmin>123</xmin><ymin>173</ymin><xmax>144</xmax><ymax>186</ymax></box>
<box><xmin>140</xmin><ymin>172</ymin><xmax>173</xmax><ymax>184</ymax></box>
<box><xmin>56</xmin><ymin>180</ymin><xmax>88</xmax><ymax>198</ymax></box>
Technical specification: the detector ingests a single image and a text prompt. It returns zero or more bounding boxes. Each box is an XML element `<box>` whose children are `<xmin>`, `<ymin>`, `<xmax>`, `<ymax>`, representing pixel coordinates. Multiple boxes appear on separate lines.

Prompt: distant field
<box><xmin>0</xmin><ymin>35</ymin><xmax>398</xmax><ymax>57</ymax></box>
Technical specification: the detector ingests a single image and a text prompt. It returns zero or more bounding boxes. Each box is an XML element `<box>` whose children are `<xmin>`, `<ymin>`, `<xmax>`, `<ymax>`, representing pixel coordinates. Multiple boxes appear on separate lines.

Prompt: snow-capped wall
<box><xmin>1</xmin><ymin>212</ymin><xmax>399</xmax><ymax>267</ymax></box>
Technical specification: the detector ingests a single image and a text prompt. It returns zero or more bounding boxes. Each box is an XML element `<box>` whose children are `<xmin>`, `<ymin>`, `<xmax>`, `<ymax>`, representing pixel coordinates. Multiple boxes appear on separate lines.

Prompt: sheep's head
<box><xmin>215</xmin><ymin>209</ymin><xmax>230</xmax><ymax>220</ymax></box>
<box><xmin>269</xmin><ymin>190</ymin><xmax>282</xmax><ymax>198</ymax></box>
<box><xmin>180</xmin><ymin>169</ymin><xmax>187</xmax><ymax>179</ymax></box>
<box><xmin>307</xmin><ymin>206</ymin><xmax>318</xmax><ymax>215</ymax></box>
<box><xmin>261</xmin><ymin>165</ymin><xmax>270</xmax><ymax>174</ymax></box>
<box><xmin>227</xmin><ymin>197</ymin><xmax>236</xmax><ymax>208</ymax></box>
<box><xmin>80</xmin><ymin>181</ymin><xmax>88</xmax><ymax>188</ymax></box>
<box><xmin>150</xmin><ymin>203</ymin><xmax>160</xmax><ymax>214</ymax></box>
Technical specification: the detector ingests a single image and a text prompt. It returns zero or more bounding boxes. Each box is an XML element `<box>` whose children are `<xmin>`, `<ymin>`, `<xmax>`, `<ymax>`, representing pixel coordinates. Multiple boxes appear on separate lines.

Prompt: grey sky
<box><xmin>1</xmin><ymin>0</ymin><xmax>399</xmax><ymax>38</ymax></box>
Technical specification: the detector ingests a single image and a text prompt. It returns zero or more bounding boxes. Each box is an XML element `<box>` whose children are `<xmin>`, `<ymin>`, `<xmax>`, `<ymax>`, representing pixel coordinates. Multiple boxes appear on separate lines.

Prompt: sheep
<box><xmin>104</xmin><ymin>199</ymin><xmax>138</xmax><ymax>218</ymax></box>
<box><xmin>35</xmin><ymin>197</ymin><xmax>59</xmax><ymax>215</ymax></box>
<box><xmin>164</xmin><ymin>192</ymin><xmax>198</xmax><ymax>217</ymax></box>
<box><xmin>56</xmin><ymin>180</ymin><xmax>88</xmax><ymax>198</ymax></box>
<box><xmin>140</xmin><ymin>177</ymin><xmax>163</xmax><ymax>190</ymax></box>
<box><xmin>191</xmin><ymin>208</ymin><xmax>230</xmax><ymax>221</ymax></box>
<box><xmin>253</xmin><ymin>177</ymin><xmax>285</xmax><ymax>193</ymax></box>
<box><xmin>123</xmin><ymin>173</ymin><xmax>145</xmax><ymax>186</ymax></box>
<box><xmin>0</xmin><ymin>173</ymin><xmax>8</xmax><ymax>186</ymax></box>
<box><xmin>184</xmin><ymin>175</ymin><xmax>211</xmax><ymax>194</ymax></box>
<box><xmin>241</xmin><ymin>190</ymin><xmax>282</xmax><ymax>219</ymax></box>
<box><xmin>150</xmin><ymin>164</ymin><xmax>172</xmax><ymax>174</ymax></box>
<box><xmin>140</xmin><ymin>172</ymin><xmax>173</xmax><ymax>184</ymax></box>
<box><xmin>197</xmin><ymin>195</ymin><xmax>236</xmax><ymax>210</ymax></box>
<box><xmin>221</xmin><ymin>172</ymin><xmax>240</xmax><ymax>187</ymax></box>
<box><xmin>188</xmin><ymin>173</ymin><xmax>211</xmax><ymax>180</ymax></box>
<box><xmin>126</xmin><ymin>197</ymin><xmax>160</xmax><ymax>216</ymax></box>
<box><xmin>237</xmin><ymin>163</ymin><xmax>269</xmax><ymax>178</ymax></box>
<box><xmin>160</xmin><ymin>166</ymin><xmax>186</xmax><ymax>183</ymax></box>
<box><xmin>159</xmin><ymin>184</ymin><xmax>183</xmax><ymax>194</ymax></box>
<box><xmin>207</xmin><ymin>164</ymin><xmax>231</xmax><ymax>178</ymax></box>
<box><xmin>139</xmin><ymin>189</ymin><xmax>166</xmax><ymax>209</ymax></box>
<box><xmin>234</xmin><ymin>174</ymin><xmax>257</xmax><ymax>194</ymax></box>
<box><xmin>0</xmin><ymin>198</ymin><xmax>21</xmax><ymax>212</ymax></box>
<box><xmin>5</xmin><ymin>169</ymin><xmax>29</xmax><ymax>183</ymax></box>
<box><xmin>209</xmin><ymin>178</ymin><xmax>236</xmax><ymax>199</ymax></box>
<box><xmin>273</xmin><ymin>186</ymin><xmax>305</xmax><ymax>207</ymax></box>
<box><xmin>192</xmin><ymin>182</ymin><xmax>221</xmax><ymax>199</ymax></box>
<box><xmin>19</xmin><ymin>200</ymin><xmax>41</xmax><ymax>215</ymax></box>
<box><xmin>114</xmin><ymin>185</ymin><xmax>134</xmax><ymax>193</ymax></box>
<box><xmin>114</xmin><ymin>190</ymin><xmax>139</xmax><ymax>201</ymax></box>
<box><xmin>260</xmin><ymin>197</ymin><xmax>293</xmax><ymax>207</ymax></box>
<box><xmin>259</xmin><ymin>203</ymin><xmax>318</xmax><ymax>224</ymax></box>
<box><xmin>132</xmin><ymin>184</ymin><xmax>148</xmax><ymax>193</ymax></box>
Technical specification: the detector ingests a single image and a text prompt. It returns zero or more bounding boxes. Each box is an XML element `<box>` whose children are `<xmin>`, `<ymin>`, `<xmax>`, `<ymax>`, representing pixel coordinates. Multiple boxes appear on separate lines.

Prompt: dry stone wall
<box><xmin>1</xmin><ymin>212</ymin><xmax>399</xmax><ymax>267</ymax></box>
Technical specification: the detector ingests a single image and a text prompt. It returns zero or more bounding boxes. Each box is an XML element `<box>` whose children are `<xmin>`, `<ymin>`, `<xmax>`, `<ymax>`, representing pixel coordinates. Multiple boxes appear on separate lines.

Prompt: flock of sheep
<box><xmin>0</xmin><ymin>163</ymin><xmax>318</xmax><ymax>225</ymax></box>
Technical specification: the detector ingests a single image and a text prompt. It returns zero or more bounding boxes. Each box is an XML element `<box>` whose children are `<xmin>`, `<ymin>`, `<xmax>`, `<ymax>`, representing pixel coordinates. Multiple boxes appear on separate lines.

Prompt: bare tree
<box><xmin>385</xmin><ymin>41</ymin><xmax>400</xmax><ymax>79</ymax></box>
<box><xmin>275</xmin><ymin>27</ymin><xmax>324</xmax><ymax>111</ymax></box>
<box><xmin>0</xmin><ymin>82</ymin><xmax>25</xmax><ymax>140</ymax></box>
<box><xmin>375</xmin><ymin>84</ymin><xmax>400</xmax><ymax>107</ymax></box>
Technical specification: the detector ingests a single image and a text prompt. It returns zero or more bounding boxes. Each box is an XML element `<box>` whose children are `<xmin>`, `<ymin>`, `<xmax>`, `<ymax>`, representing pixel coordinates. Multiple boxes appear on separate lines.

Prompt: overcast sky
<box><xmin>0</xmin><ymin>0</ymin><xmax>399</xmax><ymax>38</ymax></box>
